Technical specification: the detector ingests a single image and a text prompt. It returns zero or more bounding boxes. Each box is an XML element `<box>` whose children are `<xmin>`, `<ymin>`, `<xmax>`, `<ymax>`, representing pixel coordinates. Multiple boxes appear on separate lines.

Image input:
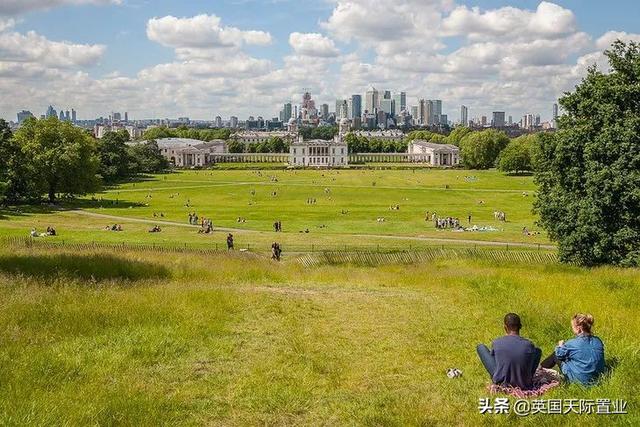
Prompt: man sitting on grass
<box><xmin>477</xmin><ymin>313</ymin><xmax>541</xmax><ymax>390</ymax></box>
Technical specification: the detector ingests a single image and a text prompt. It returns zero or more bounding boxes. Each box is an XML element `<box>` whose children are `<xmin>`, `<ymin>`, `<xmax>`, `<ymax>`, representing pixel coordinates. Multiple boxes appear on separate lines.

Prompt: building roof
<box><xmin>292</xmin><ymin>139</ymin><xmax>346</xmax><ymax>146</ymax></box>
<box><xmin>410</xmin><ymin>140</ymin><xmax>459</xmax><ymax>151</ymax></box>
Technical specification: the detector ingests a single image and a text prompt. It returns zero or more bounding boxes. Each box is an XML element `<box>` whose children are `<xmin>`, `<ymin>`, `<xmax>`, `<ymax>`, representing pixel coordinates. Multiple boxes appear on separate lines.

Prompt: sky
<box><xmin>1</xmin><ymin>0</ymin><xmax>639</xmax><ymax>123</ymax></box>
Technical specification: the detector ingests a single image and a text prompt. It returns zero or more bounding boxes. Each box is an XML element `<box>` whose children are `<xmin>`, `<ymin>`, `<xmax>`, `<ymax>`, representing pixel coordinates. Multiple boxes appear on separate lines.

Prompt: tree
<box><xmin>13</xmin><ymin>117</ymin><xmax>100</xmax><ymax>202</ymax></box>
<box><xmin>226</xmin><ymin>139</ymin><xmax>245</xmax><ymax>153</ymax></box>
<box><xmin>405</xmin><ymin>130</ymin><xmax>435</xmax><ymax>141</ymax></box>
<box><xmin>127</xmin><ymin>140</ymin><xmax>169</xmax><ymax>174</ymax></box>
<box><xmin>98</xmin><ymin>129</ymin><xmax>132</xmax><ymax>182</ymax></box>
<box><xmin>497</xmin><ymin>136</ymin><xmax>535</xmax><ymax>174</ymax></box>
<box><xmin>459</xmin><ymin>129</ymin><xmax>509</xmax><ymax>169</ymax></box>
<box><xmin>0</xmin><ymin>120</ymin><xmax>12</xmax><ymax>203</ymax></box>
<box><xmin>534</xmin><ymin>41</ymin><xmax>640</xmax><ymax>266</ymax></box>
<box><xmin>446</xmin><ymin>126</ymin><xmax>472</xmax><ymax>146</ymax></box>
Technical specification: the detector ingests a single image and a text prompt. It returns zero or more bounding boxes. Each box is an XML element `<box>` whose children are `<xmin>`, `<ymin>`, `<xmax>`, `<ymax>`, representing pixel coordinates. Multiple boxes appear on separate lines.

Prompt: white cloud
<box><xmin>596</xmin><ymin>31</ymin><xmax>640</xmax><ymax>50</ymax></box>
<box><xmin>0</xmin><ymin>30</ymin><xmax>105</xmax><ymax>67</ymax></box>
<box><xmin>289</xmin><ymin>32</ymin><xmax>340</xmax><ymax>57</ymax></box>
<box><xmin>0</xmin><ymin>18</ymin><xmax>16</xmax><ymax>31</ymax></box>
<box><xmin>442</xmin><ymin>1</ymin><xmax>577</xmax><ymax>40</ymax></box>
<box><xmin>0</xmin><ymin>0</ymin><xmax>121</xmax><ymax>15</ymax></box>
<box><xmin>146</xmin><ymin>14</ymin><xmax>271</xmax><ymax>51</ymax></box>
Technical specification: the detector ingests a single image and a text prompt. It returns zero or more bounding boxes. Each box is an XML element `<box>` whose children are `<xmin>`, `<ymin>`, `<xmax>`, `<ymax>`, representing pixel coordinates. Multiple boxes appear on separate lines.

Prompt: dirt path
<box><xmin>70</xmin><ymin>210</ymin><xmax>555</xmax><ymax>250</ymax></box>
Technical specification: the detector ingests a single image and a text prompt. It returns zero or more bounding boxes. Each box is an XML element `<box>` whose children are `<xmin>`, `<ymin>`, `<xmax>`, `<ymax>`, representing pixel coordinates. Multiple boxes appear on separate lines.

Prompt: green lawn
<box><xmin>0</xmin><ymin>247</ymin><xmax>637</xmax><ymax>425</ymax></box>
<box><xmin>0</xmin><ymin>169</ymin><xmax>548</xmax><ymax>251</ymax></box>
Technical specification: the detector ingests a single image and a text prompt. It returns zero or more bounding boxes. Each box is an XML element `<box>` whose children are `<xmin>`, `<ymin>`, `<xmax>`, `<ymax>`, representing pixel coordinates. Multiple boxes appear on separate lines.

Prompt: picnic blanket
<box><xmin>488</xmin><ymin>368</ymin><xmax>562</xmax><ymax>398</ymax></box>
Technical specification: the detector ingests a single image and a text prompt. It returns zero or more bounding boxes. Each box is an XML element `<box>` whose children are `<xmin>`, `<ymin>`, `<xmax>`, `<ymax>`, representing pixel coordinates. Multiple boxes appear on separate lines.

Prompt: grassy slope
<box><xmin>0</xmin><ymin>248</ymin><xmax>638</xmax><ymax>426</ymax></box>
<box><xmin>0</xmin><ymin>169</ymin><xmax>548</xmax><ymax>249</ymax></box>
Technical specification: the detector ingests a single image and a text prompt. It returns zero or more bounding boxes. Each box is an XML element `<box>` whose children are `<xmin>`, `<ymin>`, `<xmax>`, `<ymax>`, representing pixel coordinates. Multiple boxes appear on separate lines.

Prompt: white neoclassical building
<box><xmin>288</xmin><ymin>118</ymin><xmax>349</xmax><ymax>168</ymax></box>
<box><xmin>138</xmin><ymin>138</ymin><xmax>227</xmax><ymax>167</ymax></box>
<box><xmin>407</xmin><ymin>140</ymin><xmax>460</xmax><ymax>166</ymax></box>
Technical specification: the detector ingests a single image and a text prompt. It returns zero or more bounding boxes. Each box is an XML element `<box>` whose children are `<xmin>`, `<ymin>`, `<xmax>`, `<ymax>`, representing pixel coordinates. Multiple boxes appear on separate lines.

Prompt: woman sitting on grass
<box><xmin>541</xmin><ymin>313</ymin><xmax>605</xmax><ymax>386</ymax></box>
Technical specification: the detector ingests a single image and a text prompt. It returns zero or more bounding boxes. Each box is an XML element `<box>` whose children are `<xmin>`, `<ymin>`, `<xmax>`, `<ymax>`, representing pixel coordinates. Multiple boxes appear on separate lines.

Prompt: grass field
<box><xmin>0</xmin><ymin>168</ymin><xmax>549</xmax><ymax>251</ymax></box>
<box><xmin>0</xmin><ymin>246</ymin><xmax>638</xmax><ymax>425</ymax></box>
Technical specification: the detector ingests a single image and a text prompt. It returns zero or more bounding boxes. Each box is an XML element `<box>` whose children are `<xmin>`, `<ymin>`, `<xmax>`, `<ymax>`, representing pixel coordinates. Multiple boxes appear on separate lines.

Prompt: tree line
<box><xmin>141</xmin><ymin>126</ymin><xmax>232</xmax><ymax>142</ymax></box>
<box><xmin>0</xmin><ymin>117</ymin><xmax>168</xmax><ymax>204</ymax></box>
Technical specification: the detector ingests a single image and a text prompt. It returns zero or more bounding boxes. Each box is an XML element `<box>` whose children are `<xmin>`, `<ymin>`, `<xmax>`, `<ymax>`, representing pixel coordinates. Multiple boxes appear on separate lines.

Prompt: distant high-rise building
<box><xmin>383</xmin><ymin>90</ymin><xmax>391</xmax><ymax>99</ymax></box>
<box><xmin>65</xmin><ymin>110</ymin><xmax>70</xmax><ymax>121</ymax></box>
<box><xmin>535</xmin><ymin>114</ymin><xmax>541</xmax><ymax>126</ymax></box>
<box><xmin>492</xmin><ymin>111</ymin><xmax>506</xmax><ymax>127</ymax></box>
<box><xmin>71</xmin><ymin>109</ymin><xmax>77</xmax><ymax>123</ymax></box>
<box><xmin>17</xmin><ymin>110</ymin><xmax>33</xmax><ymax>124</ymax></box>
<box><xmin>508</xmin><ymin>115</ymin><xmax>513</xmax><ymax>125</ymax></box>
<box><xmin>410</xmin><ymin>106</ymin><xmax>418</xmax><ymax>124</ymax></box>
<box><xmin>320</xmin><ymin>103</ymin><xmax>329</xmax><ymax>120</ymax></box>
<box><xmin>336</xmin><ymin>99</ymin><xmax>348</xmax><ymax>119</ymax></box>
<box><xmin>393</xmin><ymin>92</ymin><xmax>406</xmax><ymax>114</ymax></box>
<box><xmin>380</xmin><ymin>98</ymin><xmax>393</xmax><ymax>115</ymax></box>
<box><xmin>124</xmin><ymin>112</ymin><xmax>129</xmax><ymax>122</ymax></box>
<box><xmin>460</xmin><ymin>105</ymin><xmax>468</xmax><ymax>127</ymax></box>
<box><xmin>59</xmin><ymin>110</ymin><xmax>65</xmax><ymax>121</ymax></box>
<box><xmin>45</xmin><ymin>105</ymin><xmax>56</xmax><ymax>119</ymax></box>
<box><xmin>418</xmin><ymin>99</ymin><xmax>426</xmax><ymax>125</ymax></box>
<box><xmin>365</xmin><ymin>86</ymin><xmax>379</xmax><ymax>113</ymax></box>
<box><xmin>440</xmin><ymin>114</ymin><xmax>448</xmax><ymax>126</ymax></box>
<box><xmin>283</xmin><ymin>102</ymin><xmax>292</xmax><ymax>122</ymax></box>
<box><xmin>215</xmin><ymin>116</ymin><xmax>222</xmax><ymax>127</ymax></box>
<box><xmin>351</xmin><ymin>95</ymin><xmax>362</xmax><ymax>119</ymax></box>
<box><xmin>230</xmin><ymin>116</ymin><xmax>238</xmax><ymax>128</ymax></box>
<box><xmin>112</xmin><ymin>112</ymin><xmax>122</xmax><ymax>121</ymax></box>
<box><xmin>481</xmin><ymin>116</ymin><xmax>487</xmax><ymax>126</ymax></box>
<box><xmin>553</xmin><ymin>103</ymin><xmax>559</xmax><ymax>120</ymax></box>
<box><xmin>432</xmin><ymin>100</ymin><xmax>442</xmax><ymax>124</ymax></box>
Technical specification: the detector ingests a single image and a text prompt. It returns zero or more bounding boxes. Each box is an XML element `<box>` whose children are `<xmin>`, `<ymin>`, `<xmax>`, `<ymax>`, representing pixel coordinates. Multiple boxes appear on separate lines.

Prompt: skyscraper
<box><xmin>553</xmin><ymin>103</ymin><xmax>559</xmax><ymax>120</ymax></box>
<box><xmin>71</xmin><ymin>109</ymin><xmax>77</xmax><ymax>123</ymax></box>
<box><xmin>283</xmin><ymin>102</ymin><xmax>292</xmax><ymax>122</ymax></box>
<box><xmin>365</xmin><ymin>86</ymin><xmax>379</xmax><ymax>113</ymax></box>
<box><xmin>124</xmin><ymin>112</ymin><xmax>129</xmax><ymax>122</ymax></box>
<box><xmin>383</xmin><ymin>90</ymin><xmax>391</xmax><ymax>99</ymax></box>
<box><xmin>65</xmin><ymin>110</ymin><xmax>71</xmax><ymax>121</ymax></box>
<box><xmin>432</xmin><ymin>100</ymin><xmax>442</xmax><ymax>124</ymax></box>
<box><xmin>59</xmin><ymin>110</ymin><xmax>65</xmax><ymax>121</ymax></box>
<box><xmin>46</xmin><ymin>105</ymin><xmax>56</xmax><ymax>118</ymax></box>
<box><xmin>336</xmin><ymin>99</ymin><xmax>348</xmax><ymax>119</ymax></box>
<box><xmin>320</xmin><ymin>103</ymin><xmax>329</xmax><ymax>120</ymax></box>
<box><xmin>380</xmin><ymin>98</ymin><xmax>393</xmax><ymax>116</ymax></box>
<box><xmin>351</xmin><ymin>95</ymin><xmax>362</xmax><ymax>119</ymax></box>
<box><xmin>411</xmin><ymin>106</ymin><xmax>418</xmax><ymax>124</ymax></box>
<box><xmin>230</xmin><ymin>116</ymin><xmax>238</xmax><ymax>128</ymax></box>
<box><xmin>17</xmin><ymin>110</ymin><xmax>33</xmax><ymax>124</ymax></box>
<box><xmin>492</xmin><ymin>111</ymin><xmax>506</xmax><ymax>128</ymax></box>
<box><xmin>215</xmin><ymin>116</ymin><xmax>222</xmax><ymax>127</ymax></box>
<box><xmin>460</xmin><ymin>105</ymin><xmax>468</xmax><ymax>127</ymax></box>
<box><xmin>418</xmin><ymin>99</ymin><xmax>426</xmax><ymax>125</ymax></box>
<box><xmin>393</xmin><ymin>92</ymin><xmax>406</xmax><ymax>114</ymax></box>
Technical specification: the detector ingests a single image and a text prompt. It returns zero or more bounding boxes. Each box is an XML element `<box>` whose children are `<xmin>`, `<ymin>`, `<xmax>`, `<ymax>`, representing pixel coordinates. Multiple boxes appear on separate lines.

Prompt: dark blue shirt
<box><xmin>491</xmin><ymin>335</ymin><xmax>539</xmax><ymax>389</ymax></box>
<box><xmin>556</xmin><ymin>335</ymin><xmax>605</xmax><ymax>385</ymax></box>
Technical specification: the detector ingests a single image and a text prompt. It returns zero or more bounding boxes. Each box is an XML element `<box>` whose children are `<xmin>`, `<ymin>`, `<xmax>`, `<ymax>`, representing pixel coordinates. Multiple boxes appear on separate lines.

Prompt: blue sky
<box><xmin>1</xmin><ymin>0</ymin><xmax>639</xmax><ymax>121</ymax></box>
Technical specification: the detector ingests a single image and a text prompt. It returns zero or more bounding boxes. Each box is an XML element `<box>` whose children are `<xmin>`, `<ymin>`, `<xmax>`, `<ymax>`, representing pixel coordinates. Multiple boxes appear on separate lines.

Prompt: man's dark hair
<box><xmin>504</xmin><ymin>313</ymin><xmax>522</xmax><ymax>332</ymax></box>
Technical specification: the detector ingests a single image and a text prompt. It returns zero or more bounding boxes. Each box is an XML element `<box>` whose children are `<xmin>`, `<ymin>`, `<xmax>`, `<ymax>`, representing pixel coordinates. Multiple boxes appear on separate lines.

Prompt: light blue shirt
<box><xmin>555</xmin><ymin>334</ymin><xmax>605</xmax><ymax>385</ymax></box>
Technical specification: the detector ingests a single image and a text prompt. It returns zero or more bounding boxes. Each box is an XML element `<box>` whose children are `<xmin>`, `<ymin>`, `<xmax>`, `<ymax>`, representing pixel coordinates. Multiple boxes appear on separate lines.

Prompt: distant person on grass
<box><xmin>477</xmin><ymin>313</ymin><xmax>541</xmax><ymax>390</ymax></box>
<box><xmin>540</xmin><ymin>313</ymin><xmax>605</xmax><ymax>386</ymax></box>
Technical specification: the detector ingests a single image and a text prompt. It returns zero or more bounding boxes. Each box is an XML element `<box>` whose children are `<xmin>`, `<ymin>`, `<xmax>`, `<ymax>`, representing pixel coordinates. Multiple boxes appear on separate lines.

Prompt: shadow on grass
<box><xmin>0</xmin><ymin>199</ymin><xmax>146</xmax><ymax>218</ymax></box>
<box><xmin>0</xmin><ymin>253</ymin><xmax>170</xmax><ymax>282</ymax></box>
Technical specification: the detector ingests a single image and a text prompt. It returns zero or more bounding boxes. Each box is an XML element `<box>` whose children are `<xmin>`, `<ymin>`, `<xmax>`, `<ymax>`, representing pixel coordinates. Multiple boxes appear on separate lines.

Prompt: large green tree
<box><xmin>497</xmin><ymin>135</ymin><xmax>539</xmax><ymax>174</ymax></box>
<box><xmin>98</xmin><ymin>129</ymin><xmax>132</xmax><ymax>182</ymax></box>
<box><xmin>127</xmin><ymin>140</ymin><xmax>170</xmax><ymax>174</ymax></box>
<box><xmin>13</xmin><ymin>117</ymin><xmax>100</xmax><ymax>202</ymax></box>
<box><xmin>446</xmin><ymin>126</ymin><xmax>472</xmax><ymax>146</ymax></box>
<box><xmin>0</xmin><ymin>120</ymin><xmax>12</xmax><ymax>203</ymax></box>
<box><xmin>534</xmin><ymin>41</ymin><xmax>640</xmax><ymax>266</ymax></box>
<box><xmin>459</xmin><ymin>129</ymin><xmax>509</xmax><ymax>169</ymax></box>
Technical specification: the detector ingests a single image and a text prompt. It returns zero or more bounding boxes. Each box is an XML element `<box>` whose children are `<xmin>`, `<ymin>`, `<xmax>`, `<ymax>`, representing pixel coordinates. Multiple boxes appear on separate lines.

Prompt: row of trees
<box><xmin>0</xmin><ymin>117</ymin><xmax>168</xmax><ymax>204</ymax></box>
<box><xmin>343</xmin><ymin>133</ymin><xmax>407</xmax><ymax>153</ymax></box>
<box><xmin>226</xmin><ymin>136</ymin><xmax>289</xmax><ymax>154</ymax></box>
<box><xmin>141</xmin><ymin>126</ymin><xmax>231</xmax><ymax>142</ymax></box>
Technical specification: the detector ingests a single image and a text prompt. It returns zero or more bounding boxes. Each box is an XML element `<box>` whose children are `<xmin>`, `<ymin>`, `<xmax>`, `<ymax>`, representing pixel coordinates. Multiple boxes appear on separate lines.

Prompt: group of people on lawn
<box><xmin>478</xmin><ymin>313</ymin><xmax>605</xmax><ymax>389</ymax></box>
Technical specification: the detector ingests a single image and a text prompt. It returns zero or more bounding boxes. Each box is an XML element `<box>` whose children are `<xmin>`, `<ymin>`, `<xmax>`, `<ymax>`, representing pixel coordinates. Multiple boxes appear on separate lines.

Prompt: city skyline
<box><xmin>1</xmin><ymin>1</ymin><xmax>640</xmax><ymax>122</ymax></box>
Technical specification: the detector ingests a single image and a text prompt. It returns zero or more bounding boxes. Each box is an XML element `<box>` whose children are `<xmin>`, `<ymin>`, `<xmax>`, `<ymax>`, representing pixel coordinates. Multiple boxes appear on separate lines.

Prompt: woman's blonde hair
<box><xmin>572</xmin><ymin>313</ymin><xmax>594</xmax><ymax>334</ymax></box>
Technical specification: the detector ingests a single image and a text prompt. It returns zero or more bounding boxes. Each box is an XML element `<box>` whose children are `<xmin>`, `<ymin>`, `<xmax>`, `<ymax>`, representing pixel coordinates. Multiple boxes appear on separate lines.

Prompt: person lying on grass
<box><xmin>540</xmin><ymin>313</ymin><xmax>605</xmax><ymax>386</ymax></box>
<box><xmin>477</xmin><ymin>313</ymin><xmax>542</xmax><ymax>390</ymax></box>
